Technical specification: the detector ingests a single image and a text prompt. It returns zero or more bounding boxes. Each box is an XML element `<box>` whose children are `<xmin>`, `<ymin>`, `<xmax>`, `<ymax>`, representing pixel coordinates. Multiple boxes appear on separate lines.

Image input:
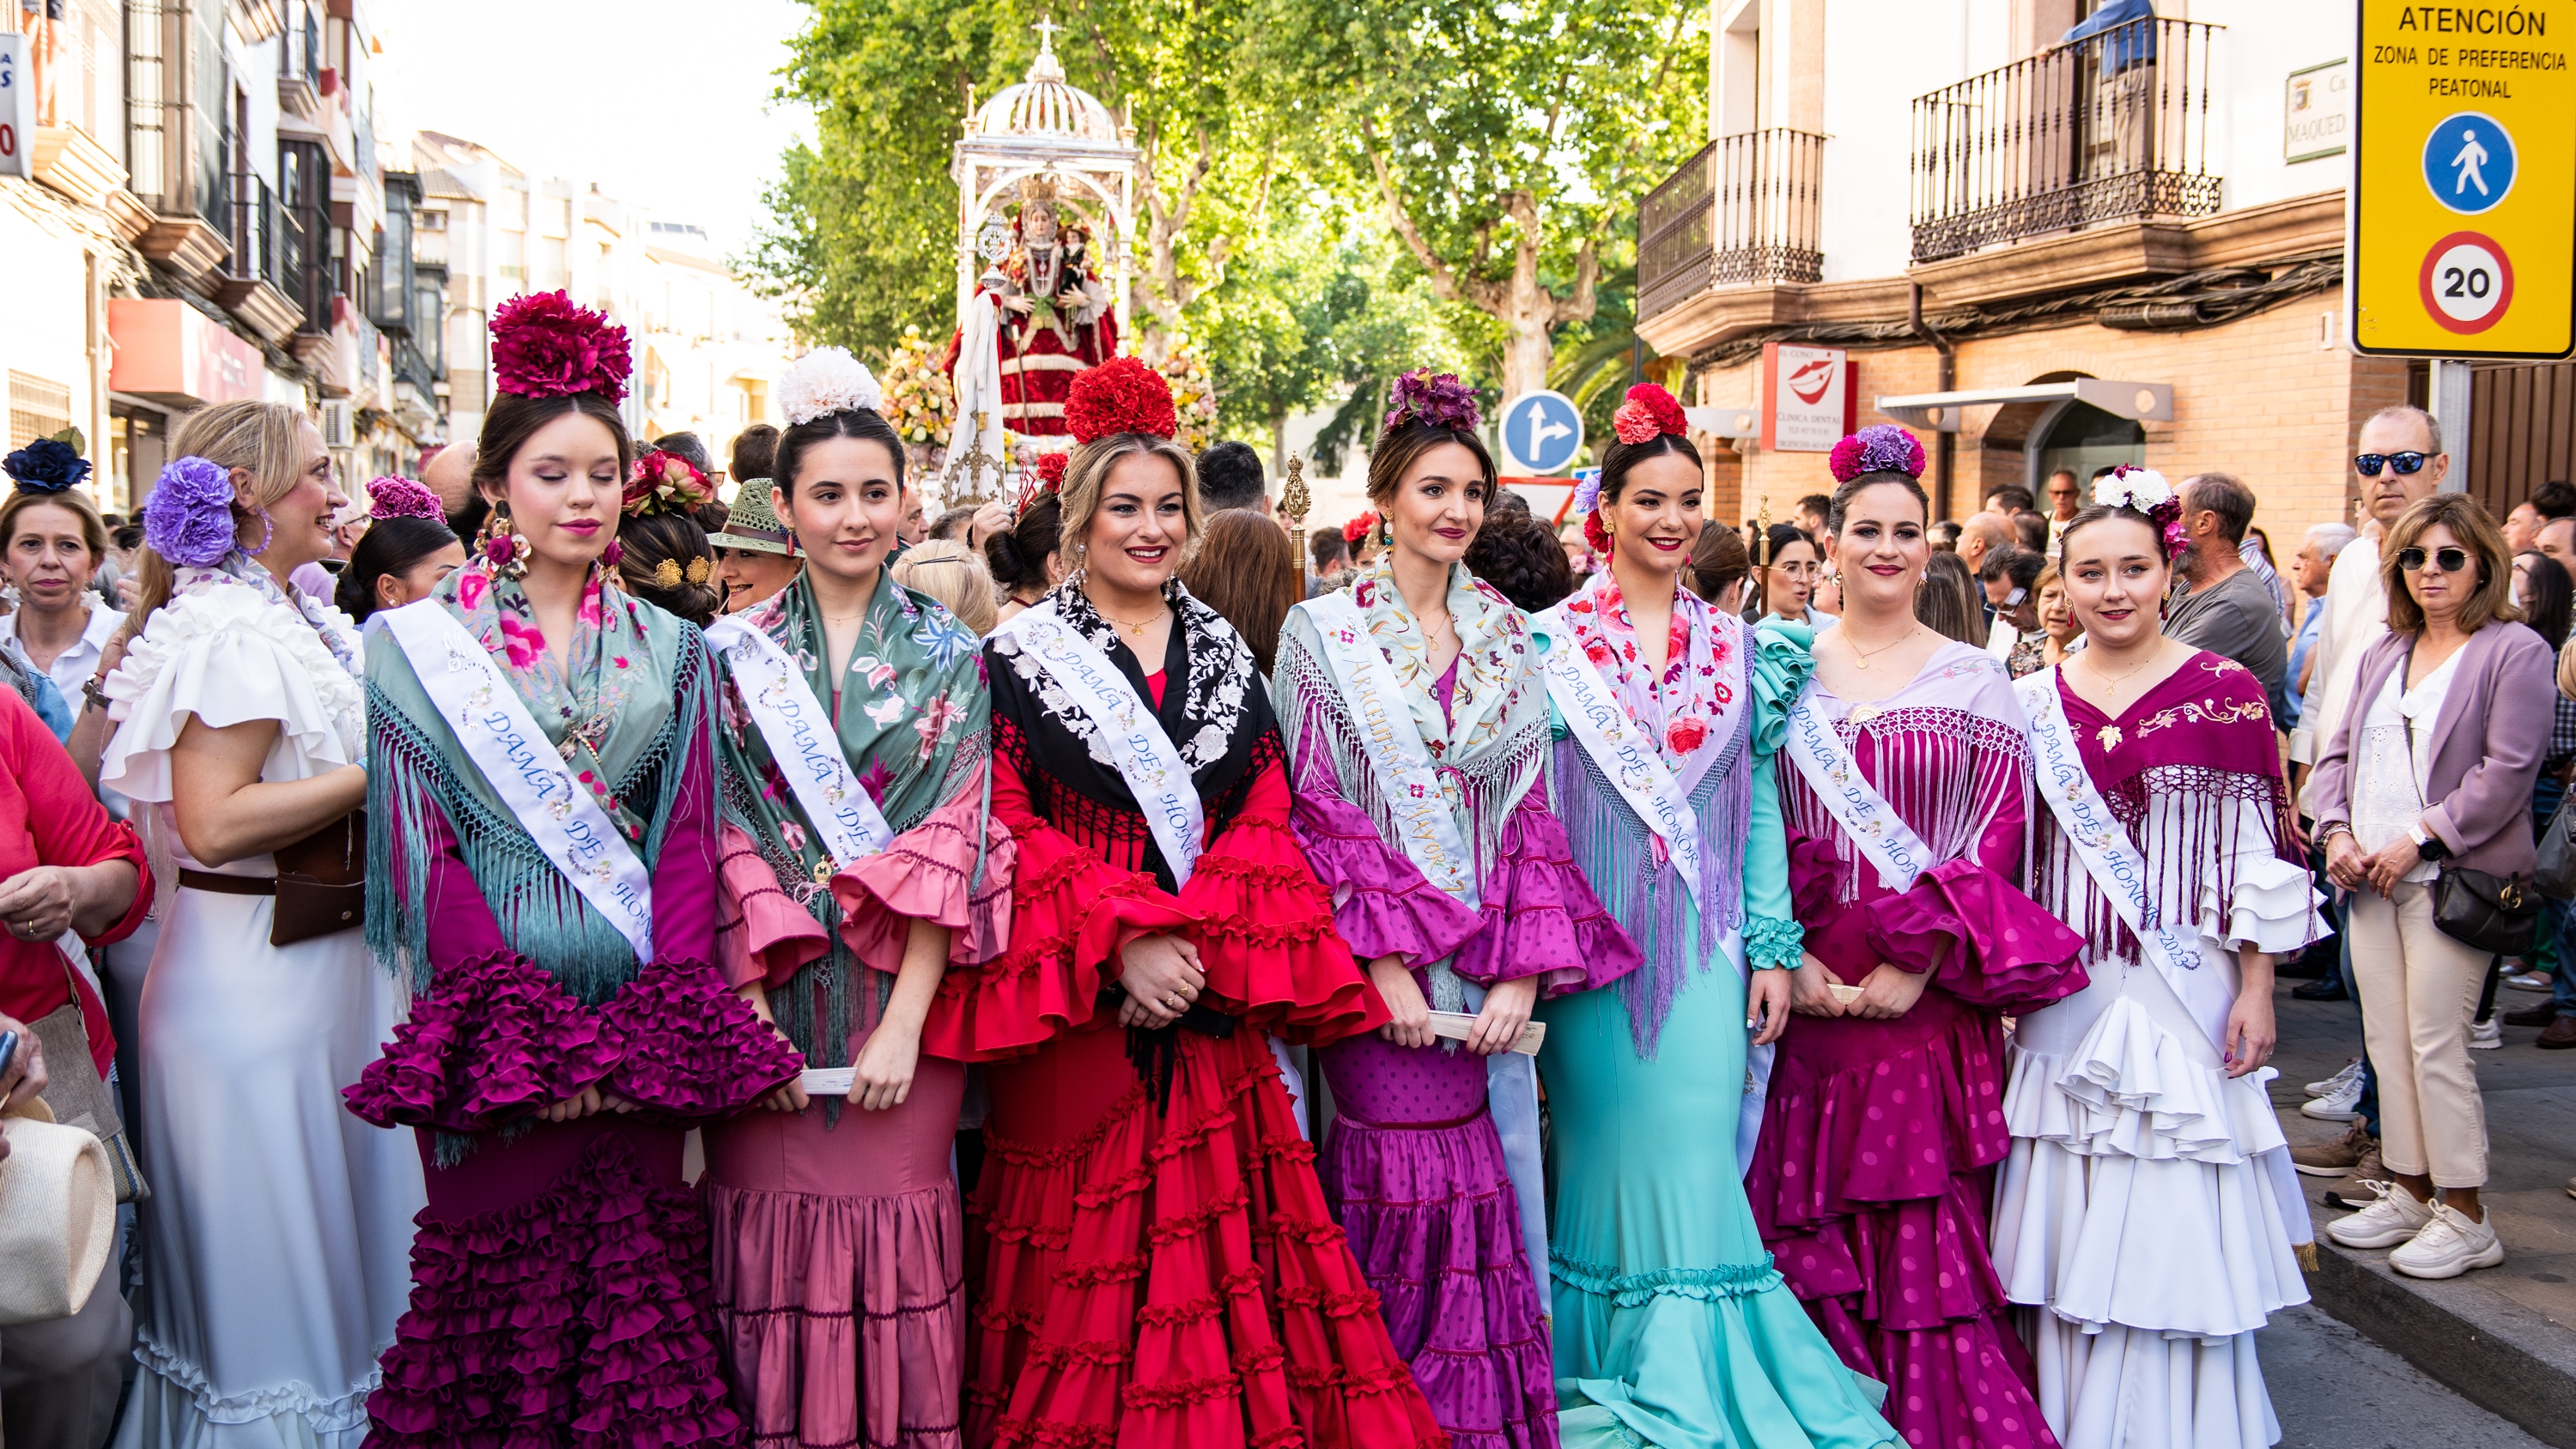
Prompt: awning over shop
<box><xmin>1874</xmin><ymin>379</ymin><xmax>2173</xmax><ymax>432</ymax></box>
<box><xmin>107</xmin><ymin>299</ymin><xmax>268</xmax><ymax>410</ymax></box>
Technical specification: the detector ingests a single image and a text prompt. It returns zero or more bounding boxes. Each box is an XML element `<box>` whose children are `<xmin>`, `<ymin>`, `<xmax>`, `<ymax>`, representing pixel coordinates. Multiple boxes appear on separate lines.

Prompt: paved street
<box><xmin>2264</xmin><ymin>1303</ymin><xmax>2549</xmax><ymax>1448</ymax></box>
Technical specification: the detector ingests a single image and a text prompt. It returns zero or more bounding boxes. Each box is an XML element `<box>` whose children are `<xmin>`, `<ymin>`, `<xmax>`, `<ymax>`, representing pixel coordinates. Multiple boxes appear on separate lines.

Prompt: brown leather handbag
<box><xmin>267</xmin><ymin>810</ymin><xmax>367</xmax><ymax>948</ymax></box>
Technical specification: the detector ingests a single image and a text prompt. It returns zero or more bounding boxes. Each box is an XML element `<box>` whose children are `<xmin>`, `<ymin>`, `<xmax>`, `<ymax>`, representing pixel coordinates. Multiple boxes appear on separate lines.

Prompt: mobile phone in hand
<box><xmin>0</xmin><ymin>1029</ymin><xmax>19</xmax><ymax>1089</ymax></box>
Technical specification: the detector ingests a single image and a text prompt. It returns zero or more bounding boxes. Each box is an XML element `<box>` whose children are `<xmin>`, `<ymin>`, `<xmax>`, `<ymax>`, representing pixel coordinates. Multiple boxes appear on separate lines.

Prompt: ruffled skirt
<box><xmin>703</xmin><ymin>1062</ymin><xmax>969</xmax><ymax>1449</ymax></box>
<box><xmin>1540</xmin><ymin>967</ymin><xmax>1898</xmax><ymax>1449</ymax></box>
<box><xmin>1747</xmin><ymin>996</ymin><xmax>2055</xmax><ymax>1449</ymax></box>
<box><xmin>361</xmin><ymin>1119</ymin><xmax>744</xmax><ymax>1449</ymax></box>
<box><xmin>1318</xmin><ymin>1034</ymin><xmax>1554</xmax><ymax>1449</ymax></box>
<box><xmin>1991</xmin><ymin>959</ymin><xmax>2312</xmax><ymax>1449</ymax></box>
<box><xmin>967</xmin><ymin>1024</ymin><xmax>1445</xmax><ymax>1449</ymax></box>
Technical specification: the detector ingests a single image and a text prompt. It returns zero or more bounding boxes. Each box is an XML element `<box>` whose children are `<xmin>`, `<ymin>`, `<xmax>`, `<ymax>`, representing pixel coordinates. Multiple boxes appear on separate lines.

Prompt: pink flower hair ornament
<box><xmin>1611</xmin><ymin>384</ymin><xmax>1687</xmax><ymax>446</ymax></box>
<box><xmin>1384</xmin><ymin>370</ymin><xmax>1482</xmax><ymax>433</ymax></box>
<box><xmin>2095</xmin><ymin>464</ymin><xmax>2190</xmax><ymax>561</ymax></box>
<box><xmin>1827</xmin><ymin>424</ymin><xmax>1928</xmax><ymax>483</ymax></box>
<box><xmin>367</xmin><ymin>476</ymin><xmax>445</xmax><ymax>523</ymax></box>
<box><xmin>490</xmin><ymin>290</ymin><xmax>633</xmax><ymax>405</ymax></box>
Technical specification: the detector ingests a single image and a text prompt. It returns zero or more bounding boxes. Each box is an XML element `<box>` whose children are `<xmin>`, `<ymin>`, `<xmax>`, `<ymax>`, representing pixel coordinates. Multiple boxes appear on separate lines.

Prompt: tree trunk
<box><xmin>1272</xmin><ymin>415</ymin><xmax>1288</xmax><ymax>477</ymax></box>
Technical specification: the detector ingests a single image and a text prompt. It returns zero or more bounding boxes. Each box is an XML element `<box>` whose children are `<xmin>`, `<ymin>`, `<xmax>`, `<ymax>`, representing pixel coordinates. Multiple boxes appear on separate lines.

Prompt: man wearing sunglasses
<box><xmin>2291</xmin><ymin>405</ymin><xmax>2450</xmax><ymax>804</ymax></box>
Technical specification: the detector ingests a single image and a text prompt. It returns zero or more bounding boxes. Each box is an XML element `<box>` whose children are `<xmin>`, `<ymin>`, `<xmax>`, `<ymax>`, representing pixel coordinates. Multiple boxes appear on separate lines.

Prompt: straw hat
<box><xmin>0</xmin><ymin>1094</ymin><xmax>113</xmax><ymax>1325</ymax></box>
<box><xmin>717</xmin><ymin>479</ymin><xmax>796</xmax><ymax>557</ymax></box>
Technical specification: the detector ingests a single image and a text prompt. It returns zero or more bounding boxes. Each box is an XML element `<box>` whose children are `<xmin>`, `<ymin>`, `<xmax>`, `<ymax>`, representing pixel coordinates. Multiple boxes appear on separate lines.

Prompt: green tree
<box><xmin>746</xmin><ymin>1</ymin><xmax>1284</xmax><ymax>360</ymax></box>
<box><xmin>1255</xmin><ymin>0</ymin><xmax>1705</xmax><ymax>400</ymax></box>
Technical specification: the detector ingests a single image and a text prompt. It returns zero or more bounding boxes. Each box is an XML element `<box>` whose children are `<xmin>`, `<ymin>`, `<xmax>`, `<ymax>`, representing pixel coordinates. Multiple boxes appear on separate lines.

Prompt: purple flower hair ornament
<box><xmin>1384</xmin><ymin>369</ymin><xmax>1482</xmax><ymax>433</ymax></box>
<box><xmin>366</xmin><ymin>476</ymin><xmax>445</xmax><ymax>523</ymax></box>
<box><xmin>1827</xmin><ymin>424</ymin><xmax>1928</xmax><ymax>483</ymax></box>
<box><xmin>1570</xmin><ymin>471</ymin><xmax>1602</xmax><ymax>518</ymax></box>
<box><xmin>143</xmin><ymin>457</ymin><xmax>244</xmax><ymax>568</ymax></box>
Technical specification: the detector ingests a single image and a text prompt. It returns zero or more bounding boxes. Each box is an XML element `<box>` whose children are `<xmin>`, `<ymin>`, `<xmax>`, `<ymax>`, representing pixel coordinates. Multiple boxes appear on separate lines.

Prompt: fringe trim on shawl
<box><xmin>1273</xmin><ymin>627</ymin><xmax>1546</xmax><ymax>1017</ymax></box>
<box><xmin>1547</xmin><ymin>704</ymin><xmax>1749</xmax><ymax>1058</ymax></box>
<box><xmin>365</xmin><ymin>637</ymin><xmax>712</xmax><ymax>1007</ymax></box>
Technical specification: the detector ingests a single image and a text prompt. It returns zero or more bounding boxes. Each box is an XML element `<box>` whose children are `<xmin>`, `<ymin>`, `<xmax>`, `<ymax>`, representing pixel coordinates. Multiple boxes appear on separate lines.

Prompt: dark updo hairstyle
<box><xmin>987</xmin><ymin>492</ymin><xmax>1063</xmax><ymax>598</ymax></box>
<box><xmin>730</xmin><ymin>423</ymin><xmax>780</xmax><ymax>485</ymax></box>
<box><xmin>1463</xmin><ymin>507</ymin><xmax>1575</xmax><ymax>614</ymax></box>
<box><xmin>472</xmin><ymin>392</ymin><xmax>636</xmax><ymax>516</ymax></box>
<box><xmin>1597</xmin><ymin>431</ymin><xmax>1705</xmax><ymax>518</ymax></box>
<box><xmin>336</xmin><ymin>516</ymin><xmax>460</xmax><ymax>624</ymax></box>
<box><xmin>1364</xmin><ymin>417</ymin><xmax>1500</xmax><ymax>518</ymax></box>
<box><xmin>772</xmin><ymin>405</ymin><xmax>906</xmax><ymax>501</ymax></box>
<box><xmin>616</xmin><ymin>511</ymin><xmax>724</xmax><ymax>626</ymax></box>
<box><xmin>1688</xmin><ymin>518</ymin><xmax>1749</xmax><ymax>604</ymax></box>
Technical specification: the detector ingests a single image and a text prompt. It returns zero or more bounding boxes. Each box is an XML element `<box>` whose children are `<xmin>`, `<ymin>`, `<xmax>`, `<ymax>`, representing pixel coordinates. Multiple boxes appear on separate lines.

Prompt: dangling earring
<box><xmin>243</xmin><ymin>509</ymin><xmax>276</xmax><ymax>557</ymax></box>
<box><xmin>482</xmin><ymin>500</ymin><xmax>531</xmax><ymax>579</ymax></box>
<box><xmin>1376</xmin><ymin>515</ymin><xmax>1393</xmax><ymax>549</ymax></box>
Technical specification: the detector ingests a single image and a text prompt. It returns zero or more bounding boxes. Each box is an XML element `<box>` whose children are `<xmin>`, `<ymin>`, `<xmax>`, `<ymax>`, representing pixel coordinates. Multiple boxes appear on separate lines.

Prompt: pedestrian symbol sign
<box><xmin>2348</xmin><ymin>1</ymin><xmax>2573</xmax><ymax>359</ymax></box>
<box><xmin>2421</xmin><ymin>112</ymin><xmax>2514</xmax><ymax>213</ymax></box>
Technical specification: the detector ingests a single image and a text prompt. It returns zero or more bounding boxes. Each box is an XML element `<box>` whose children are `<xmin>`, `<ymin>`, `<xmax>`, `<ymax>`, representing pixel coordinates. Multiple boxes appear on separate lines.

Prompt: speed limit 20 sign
<box><xmin>2348</xmin><ymin>1</ymin><xmax>2573</xmax><ymax>359</ymax></box>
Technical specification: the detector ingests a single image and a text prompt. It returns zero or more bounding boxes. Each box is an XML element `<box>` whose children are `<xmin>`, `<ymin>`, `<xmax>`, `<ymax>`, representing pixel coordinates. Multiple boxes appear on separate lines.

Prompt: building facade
<box><xmin>1643</xmin><ymin>0</ymin><xmax>2573</xmax><ymax>539</ymax></box>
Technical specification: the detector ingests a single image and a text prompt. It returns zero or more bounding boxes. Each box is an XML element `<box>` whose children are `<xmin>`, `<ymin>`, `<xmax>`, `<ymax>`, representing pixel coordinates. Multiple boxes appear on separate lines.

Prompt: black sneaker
<box><xmin>2291</xmin><ymin>978</ymin><xmax>2350</xmax><ymax>1002</ymax></box>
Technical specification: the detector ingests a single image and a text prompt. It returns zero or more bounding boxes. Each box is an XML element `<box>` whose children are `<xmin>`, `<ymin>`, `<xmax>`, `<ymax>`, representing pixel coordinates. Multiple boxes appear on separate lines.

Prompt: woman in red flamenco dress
<box><xmin>923</xmin><ymin>358</ymin><xmax>1446</xmax><ymax>1449</ymax></box>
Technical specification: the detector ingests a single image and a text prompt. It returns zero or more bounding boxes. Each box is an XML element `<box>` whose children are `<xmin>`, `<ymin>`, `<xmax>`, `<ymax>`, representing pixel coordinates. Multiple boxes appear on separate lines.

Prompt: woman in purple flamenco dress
<box><xmin>343</xmin><ymin>292</ymin><xmax>800</xmax><ymax>1448</ymax></box>
<box><xmin>1754</xmin><ymin>427</ymin><xmax>2089</xmax><ymax>1449</ymax></box>
<box><xmin>1274</xmin><ymin>373</ymin><xmax>1641</xmax><ymax>1449</ymax></box>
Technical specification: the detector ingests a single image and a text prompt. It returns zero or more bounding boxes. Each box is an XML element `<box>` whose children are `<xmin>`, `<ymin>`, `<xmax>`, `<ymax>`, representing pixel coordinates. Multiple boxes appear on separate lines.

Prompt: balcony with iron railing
<box><xmin>1637</xmin><ymin>128</ymin><xmax>1826</xmax><ymax>324</ymax></box>
<box><xmin>1909</xmin><ymin>17</ymin><xmax>2221</xmax><ymax>265</ymax></box>
<box><xmin>209</xmin><ymin>173</ymin><xmax>309</xmax><ymax>344</ymax></box>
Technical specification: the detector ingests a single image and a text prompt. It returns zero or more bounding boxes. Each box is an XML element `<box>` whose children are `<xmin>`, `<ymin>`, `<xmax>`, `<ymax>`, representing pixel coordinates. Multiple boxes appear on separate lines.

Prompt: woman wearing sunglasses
<box><xmin>2309</xmin><ymin>493</ymin><xmax>2555</xmax><ymax>1279</ymax></box>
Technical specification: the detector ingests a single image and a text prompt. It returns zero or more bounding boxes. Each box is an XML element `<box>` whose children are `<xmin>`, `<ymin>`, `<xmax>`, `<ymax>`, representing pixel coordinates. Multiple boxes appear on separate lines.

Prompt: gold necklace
<box><xmin>2082</xmin><ymin>646</ymin><xmax>2163</xmax><ymax>694</ymax></box>
<box><xmin>1843</xmin><ymin>622</ymin><xmax>1921</xmax><ymax>670</ymax></box>
<box><xmin>1096</xmin><ymin>606</ymin><xmax>1166</xmax><ymax>639</ymax></box>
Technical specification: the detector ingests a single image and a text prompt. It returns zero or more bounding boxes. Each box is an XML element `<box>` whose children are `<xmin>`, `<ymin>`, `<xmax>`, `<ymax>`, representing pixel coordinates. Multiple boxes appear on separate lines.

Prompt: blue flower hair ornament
<box><xmin>143</xmin><ymin>457</ymin><xmax>246</xmax><ymax>567</ymax></box>
<box><xmin>3</xmin><ymin>439</ymin><xmax>92</xmax><ymax>494</ymax></box>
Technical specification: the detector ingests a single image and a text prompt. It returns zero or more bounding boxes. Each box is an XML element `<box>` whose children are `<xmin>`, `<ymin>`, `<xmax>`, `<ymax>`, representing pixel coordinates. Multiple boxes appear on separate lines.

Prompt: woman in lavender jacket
<box><xmin>2311</xmin><ymin>492</ymin><xmax>2555</xmax><ymax>1281</ymax></box>
<box><xmin>1276</xmin><ymin>373</ymin><xmax>1640</xmax><ymax>1449</ymax></box>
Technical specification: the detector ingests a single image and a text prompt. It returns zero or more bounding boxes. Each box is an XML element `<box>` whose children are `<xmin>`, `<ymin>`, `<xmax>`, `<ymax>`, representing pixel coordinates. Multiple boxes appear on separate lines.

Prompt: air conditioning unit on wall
<box><xmin>319</xmin><ymin>399</ymin><xmax>355</xmax><ymax>449</ymax></box>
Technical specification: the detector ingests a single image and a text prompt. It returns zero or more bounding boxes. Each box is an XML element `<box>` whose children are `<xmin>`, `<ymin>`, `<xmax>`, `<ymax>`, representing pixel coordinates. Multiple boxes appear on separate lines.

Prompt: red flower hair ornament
<box><xmin>490</xmin><ymin>290</ymin><xmax>633</xmax><ymax>405</ymax></box>
<box><xmin>625</xmin><ymin>450</ymin><xmax>712</xmax><ymax>518</ymax></box>
<box><xmin>1344</xmin><ymin>511</ymin><xmax>1380</xmax><ymax>547</ymax></box>
<box><xmin>1611</xmin><ymin>384</ymin><xmax>1688</xmax><ymax>446</ymax></box>
<box><xmin>1063</xmin><ymin>357</ymin><xmax>1178</xmax><ymax>446</ymax></box>
<box><xmin>1827</xmin><ymin>424</ymin><xmax>1928</xmax><ymax>483</ymax></box>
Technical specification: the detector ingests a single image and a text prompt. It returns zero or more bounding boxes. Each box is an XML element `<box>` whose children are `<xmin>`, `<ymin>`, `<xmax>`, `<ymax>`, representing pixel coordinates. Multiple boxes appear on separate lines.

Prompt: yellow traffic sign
<box><xmin>2348</xmin><ymin>1</ymin><xmax>2574</xmax><ymax>358</ymax></box>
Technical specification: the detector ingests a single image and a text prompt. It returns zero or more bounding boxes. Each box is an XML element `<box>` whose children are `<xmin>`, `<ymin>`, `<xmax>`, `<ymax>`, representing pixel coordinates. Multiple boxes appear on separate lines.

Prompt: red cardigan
<box><xmin>0</xmin><ymin>689</ymin><xmax>149</xmax><ymax>1076</ymax></box>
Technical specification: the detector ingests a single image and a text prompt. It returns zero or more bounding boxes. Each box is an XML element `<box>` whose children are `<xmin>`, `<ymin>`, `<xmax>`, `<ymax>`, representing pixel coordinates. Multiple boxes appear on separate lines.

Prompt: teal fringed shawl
<box><xmin>364</xmin><ymin>579</ymin><xmax>711</xmax><ymax>1003</ymax></box>
<box><xmin>709</xmin><ymin>569</ymin><xmax>989</xmax><ymax>1069</ymax></box>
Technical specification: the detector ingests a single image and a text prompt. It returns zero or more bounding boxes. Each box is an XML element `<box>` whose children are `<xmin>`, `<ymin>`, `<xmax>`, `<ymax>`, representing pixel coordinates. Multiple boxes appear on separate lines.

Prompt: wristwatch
<box><xmin>2407</xmin><ymin>823</ymin><xmax>2451</xmax><ymax>863</ymax></box>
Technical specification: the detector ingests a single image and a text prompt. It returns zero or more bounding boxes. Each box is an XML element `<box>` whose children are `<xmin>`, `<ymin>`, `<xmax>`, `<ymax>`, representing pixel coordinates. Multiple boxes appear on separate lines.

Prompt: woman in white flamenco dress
<box><xmin>1991</xmin><ymin>483</ymin><xmax>2321</xmax><ymax>1449</ymax></box>
<box><xmin>100</xmin><ymin>408</ymin><xmax>425</xmax><ymax>1449</ymax></box>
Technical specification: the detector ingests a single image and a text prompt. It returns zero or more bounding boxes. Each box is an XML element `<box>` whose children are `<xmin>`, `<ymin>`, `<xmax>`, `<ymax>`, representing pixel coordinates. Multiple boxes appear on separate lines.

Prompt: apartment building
<box><xmin>0</xmin><ymin>1</ymin><xmax>434</xmax><ymax>510</ymax></box>
<box><xmin>410</xmin><ymin>131</ymin><xmax>791</xmax><ymax>482</ymax></box>
<box><xmin>1643</xmin><ymin>0</ymin><xmax>2572</xmax><ymax>539</ymax></box>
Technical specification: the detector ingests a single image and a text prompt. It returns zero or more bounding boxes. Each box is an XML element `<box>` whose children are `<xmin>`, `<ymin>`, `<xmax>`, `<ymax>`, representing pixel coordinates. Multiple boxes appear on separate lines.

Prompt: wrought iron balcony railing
<box><xmin>1909</xmin><ymin>18</ymin><xmax>2221</xmax><ymax>264</ymax></box>
<box><xmin>1638</xmin><ymin>128</ymin><xmax>1825</xmax><ymax>323</ymax></box>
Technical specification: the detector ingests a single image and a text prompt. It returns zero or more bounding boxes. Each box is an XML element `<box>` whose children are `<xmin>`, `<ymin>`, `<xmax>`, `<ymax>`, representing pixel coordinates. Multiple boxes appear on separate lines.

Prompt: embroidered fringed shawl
<box><xmin>713</xmin><ymin>570</ymin><xmax>990</xmax><ymax>1069</ymax></box>
<box><xmin>2027</xmin><ymin>652</ymin><xmax>2313</xmax><ymax>969</ymax></box>
<box><xmin>367</xmin><ymin>561</ymin><xmax>709</xmax><ymax>1003</ymax></box>
<box><xmin>1274</xmin><ymin>560</ymin><xmax>1545</xmax><ymax>1013</ymax></box>
<box><xmin>1544</xmin><ymin>573</ymin><xmax>1799</xmax><ymax>1055</ymax></box>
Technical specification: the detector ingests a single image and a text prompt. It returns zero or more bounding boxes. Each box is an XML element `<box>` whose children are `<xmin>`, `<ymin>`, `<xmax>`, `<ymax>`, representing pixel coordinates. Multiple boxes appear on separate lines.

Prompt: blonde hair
<box><xmin>126</xmin><ymin>401</ymin><xmax>318</xmax><ymax>637</ymax></box>
<box><xmin>1057</xmin><ymin>433</ymin><xmax>1204</xmax><ymax>573</ymax></box>
<box><xmin>891</xmin><ymin>539</ymin><xmax>999</xmax><ymax>635</ymax></box>
<box><xmin>0</xmin><ymin>486</ymin><xmax>108</xmax><ymax>567</ymax></box>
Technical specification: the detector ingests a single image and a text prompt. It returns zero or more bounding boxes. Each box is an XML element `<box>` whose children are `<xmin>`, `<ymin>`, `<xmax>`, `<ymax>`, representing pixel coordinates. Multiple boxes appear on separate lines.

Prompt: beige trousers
<box><xmin>2348</xmin><ymin>881</ymin><xmax>2494</xmax><ymax>1188</ymax></box>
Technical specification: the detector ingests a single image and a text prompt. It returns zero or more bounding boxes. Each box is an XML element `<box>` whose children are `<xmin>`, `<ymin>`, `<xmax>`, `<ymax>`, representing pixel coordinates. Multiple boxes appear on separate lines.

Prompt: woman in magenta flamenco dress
<box><xmin>1754</xmin><ymin>427</ymin><xmax>2089</xmax><ymax>1449</ymax></box>
<box><xmin>343</xmin><ymin>292</ymin><xmax>799</xmax><ymax>1448</ymax></box>
<box><xmin>1274</xmin><ymin>372</ymin><xmax>1640</xmax><ymax>1449</ymax></box>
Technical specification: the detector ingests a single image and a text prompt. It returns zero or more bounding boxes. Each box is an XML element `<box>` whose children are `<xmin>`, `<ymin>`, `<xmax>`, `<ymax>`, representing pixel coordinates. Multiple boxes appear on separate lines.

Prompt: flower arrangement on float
<box><xmin>878</xmin><ymin>325</ymin><xmax>957</xmax><ymax>446</ymax></box>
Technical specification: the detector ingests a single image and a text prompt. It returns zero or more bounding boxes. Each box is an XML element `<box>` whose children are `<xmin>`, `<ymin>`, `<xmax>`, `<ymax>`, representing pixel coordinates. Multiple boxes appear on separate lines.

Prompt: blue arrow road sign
<box><xmin>1503</xmin><ymin>391</ymin><xmax>1585</xmax><ymax>475</ymax></box>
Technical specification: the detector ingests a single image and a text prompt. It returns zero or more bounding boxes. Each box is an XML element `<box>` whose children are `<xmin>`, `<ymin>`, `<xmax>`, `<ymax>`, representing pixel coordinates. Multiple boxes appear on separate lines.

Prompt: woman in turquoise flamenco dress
<box><xmin>1532</xmin><ymin>386</ymin><xmax>1899</xmax><ymax>1449</ymax></box>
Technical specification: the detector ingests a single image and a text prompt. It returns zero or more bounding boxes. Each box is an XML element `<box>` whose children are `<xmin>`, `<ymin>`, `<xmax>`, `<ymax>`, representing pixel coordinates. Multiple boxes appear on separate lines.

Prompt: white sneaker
<box><xmin>2327</xmin><ymin>1179</ymin><xmax>2435</xmax><ymax>1249</ymax></box>
<box><xmin>2470</xmin><ymin>1017</ymin><xmax>2502</xmax><ymax>1050</ymax></box>
<box><xmin>2389</xmin><ymin>1200</ymin><xmax>2506</xmax><ymax>1279</ymax></box>
<box><xmin>2303</xmin><ymin>1071</ymin><xmax>2366</xmax><ymax>1120</ymax></box>
<box><xmin>2305</xmin><ymin>1058</ymin><xmax>2365</xmax><ymax>1096</ymax></box>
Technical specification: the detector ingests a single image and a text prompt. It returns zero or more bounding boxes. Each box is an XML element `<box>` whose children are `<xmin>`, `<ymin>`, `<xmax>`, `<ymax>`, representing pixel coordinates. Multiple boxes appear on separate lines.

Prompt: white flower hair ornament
<box><xmin>2093</xmin><ymin>464</ymin><xmax>2172</xmax><ymax>512</ymax></box>
<box><xmin>778</xmin><ymin>346</ymin><xmax>884</xmax><ymax>426</ymax></box>
<box><xmin>2095</xmin><ymin>464</ymin><xmax>2190</xmax><ymax>559</ymax></box>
